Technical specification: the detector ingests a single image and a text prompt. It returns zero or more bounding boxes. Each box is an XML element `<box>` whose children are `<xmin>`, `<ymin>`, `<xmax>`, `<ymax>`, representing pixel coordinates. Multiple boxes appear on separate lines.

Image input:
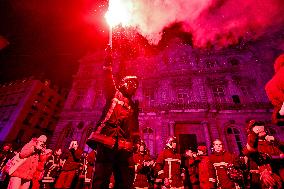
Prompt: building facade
<box><xmin>51</xmin><ymin>43</ymin><xmax>284</xmax><ymax>156</ymax></box>
<box><xmin>0</xmin><ymin>79</ymin><xmax>66</xmax><ymax>145</ymax></box>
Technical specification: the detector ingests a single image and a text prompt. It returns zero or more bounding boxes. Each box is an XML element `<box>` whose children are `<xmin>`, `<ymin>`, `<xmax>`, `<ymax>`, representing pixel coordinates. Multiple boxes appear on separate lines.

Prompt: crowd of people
<box><xmin>0</xmin><ymin>49</ymin><xmax>283</xmax><ymax>189</ymax></box>
<box><xmin>0</xmin><ymin>120</ymin><xmax>283</xmax><ymax>189</ymax></box>
<box><xmin>0</xmin><ymin>137</ymin><xmax>96</xmax><ymax>189</ymax></box>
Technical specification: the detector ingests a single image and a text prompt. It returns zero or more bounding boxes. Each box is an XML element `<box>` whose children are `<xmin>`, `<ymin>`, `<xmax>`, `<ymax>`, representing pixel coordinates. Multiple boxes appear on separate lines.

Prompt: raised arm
<box><xmin>19</xmin><ymin>139</ymin><xmax>36</xmax><ymax>159</ymax></box>
<box><xmin>103</xmin><ymin>45</ymin><xmax>116</xmax><ymax>100</ymax></box>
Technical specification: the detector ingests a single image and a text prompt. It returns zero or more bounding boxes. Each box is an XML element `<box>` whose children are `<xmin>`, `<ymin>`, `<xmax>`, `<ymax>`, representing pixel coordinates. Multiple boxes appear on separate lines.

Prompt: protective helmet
<box><xmin>137</xmin><ymin>140</ymin><xmax>147</xmax><ymax>153</ymax></box>
<box><xmin>246</xmin><ymin>120</ymin><xmax>265</xmax><ymax>133</ymax></box>
<box><xmin>118</xmin><ymin>76</ymin><xmax>139</xmax><ymax>92</ymax></box>
<box><xmin>166</xmin><ymin>136</ymin><xmax>177</xmax><ymax>149</ymax></box>
<box><xmin>197</xmin><ymin>145</ymin><xmax>208</xmax><ymax>155</ymax></box>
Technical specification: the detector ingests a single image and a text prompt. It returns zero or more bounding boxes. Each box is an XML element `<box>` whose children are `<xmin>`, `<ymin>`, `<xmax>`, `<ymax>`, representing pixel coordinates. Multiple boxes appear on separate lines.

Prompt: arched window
<box><xmin>82</xmin><ymin>127</ymin><xmax>94</xmax><ymax>153</ymax></box>
<box><xmin>77</xmin><ymin>121</ymin><xmax>84</xmax><ymax>130</ymax></box>
<box><xmin>143</xmin><ymin>127</ymin><xmax>154</xmax><ymax>156</ymax></box>
<box><xmin>226</xmin><ymin>127</ymin><xmax>243</xmax><ymax>153</ymax></box>
<box><xmin>57</xmin><ymin>122</ymin><xmax>74</xmax><ymax>150</ymax></box>
<box><xmin>228</xmin><ymin>58</ymin><xmax>239</xmax><ymax>66</ymax></box>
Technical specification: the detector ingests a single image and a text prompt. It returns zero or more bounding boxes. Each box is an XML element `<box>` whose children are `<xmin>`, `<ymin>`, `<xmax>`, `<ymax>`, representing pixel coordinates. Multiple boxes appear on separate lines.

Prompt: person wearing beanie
<box><xmin>265</xmin><ymin>53</ymin><xmax>284</xmax><ymax>125</ymax></box>
<box><xmin>196</xmin><ymin>145</ymin><xmax>210</xmax><ymax>189</ymax></box>
<box><xmin>243</xmin><ymin>120</ymin><xmax>283</xmax><ymax>188</ymax></box>
<box><xmin>31</xmin><ymin>149</ymin><xmax>53</xmax><ymax>189</ymax></box>
<box><xmin>7</xmin><ymin>135</ymin><xmax>47</xmax><ymax>189</ymax></box>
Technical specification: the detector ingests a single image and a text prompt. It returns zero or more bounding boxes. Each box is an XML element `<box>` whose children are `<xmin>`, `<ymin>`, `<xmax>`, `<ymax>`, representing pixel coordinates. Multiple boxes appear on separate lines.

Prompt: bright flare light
<box><xmin>105</xmin><ymin>0</ymin><xmax>132</xmax><ymax>28</ymax></box>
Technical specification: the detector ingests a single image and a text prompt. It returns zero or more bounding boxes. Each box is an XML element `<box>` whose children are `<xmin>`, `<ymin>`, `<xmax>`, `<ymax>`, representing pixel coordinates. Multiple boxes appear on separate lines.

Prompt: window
<box><xmin>72</xmin><ymin>95</ymin><xmax>84</xmax><ymax>109</ymax></box>
<box><xmin>226</xmin><ymin>127</ymin><xmax>242</xmax><ymax>153</ymax></box>
<box><xmin>143</xmin><ymin>127</ymin><xmax>154</xmax><ymax>156</ymax></box>
<box><xmin>83</xmin><ymin>127</ymin><xmax>94</xmax><ymax>153</ymax></box>
<box><xmin>48</xmin><ymin>96</ymin><xmax>54</xmax><ymax>103</ymax></box>
<box><xmin>77</xmin><ymin>121</ymin><xmax>84</xmax><ymax>130</ymax></box>
<box><xmin>206</xmin><ymin>60</ymin><xmax>217</xmax><ymax>68</ymax></box>
<box><xmin>229</xmin><ymin>58</ymin><xmax>239</xmax><ymax>66</ymax></box>
<box><xmin>144</xmin><ymin>88</ymin><xmax>155</xmax><ymax>107</ymax></box>
<box><xmin>212</xmin><ymin>86</ymin><xmax>225</xmax><ymax>97</ymax></box>
<box><xmin>23</xmin><ymin>112</ymin><xmax>33</xmax><ymax>125</ymax></box>
<box><xmin>232</xmin><ymin>95</ymin><xmax>241</xmax><ymax>104</ymax></box>
<box><xmin>38</xmin><ymin>90</ymin><xmax>45</xmax><ymax>96</ymax></box>
<box><xmin>177</xmin><ymin>88</ymin><xmax>189</xmax><ymax>104</ymax></box>
<box><xmin>35</xmin><ymin>117</ymin><xmax>45</xmax><ymax>128</ymax></box>
<box><xmin>240</xmin><ymin>86</ymin><xmax>250</xmax><ymax>96</ymax></box>
<box><xmin>2</xmin><ymin>110</ymin><xmax>11</xmax><ymax>122</ymax></box>
<box><xmin>144</xmin><ymin>88</ymin><xmax>155</xmax><ymax>101</ymax></box>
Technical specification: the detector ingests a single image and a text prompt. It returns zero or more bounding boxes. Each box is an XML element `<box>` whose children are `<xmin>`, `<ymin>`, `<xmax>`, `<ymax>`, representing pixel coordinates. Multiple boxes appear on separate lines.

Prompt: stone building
<box><xmin>51</xmin><ymin>43</ymin><xmax>284</xmax><ymax>156</ymax></box>
<box><xmin>0</xmin><ymin>79</ymin><xmax>67</xmax><ymax>145</ymax></box>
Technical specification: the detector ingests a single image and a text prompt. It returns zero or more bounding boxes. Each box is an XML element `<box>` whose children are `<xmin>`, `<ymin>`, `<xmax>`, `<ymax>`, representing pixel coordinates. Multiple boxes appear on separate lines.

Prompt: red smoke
<box><xmin>101</xmin><ymin>0</ymin><xmax>284</xmax><ymax>48</ymax></box>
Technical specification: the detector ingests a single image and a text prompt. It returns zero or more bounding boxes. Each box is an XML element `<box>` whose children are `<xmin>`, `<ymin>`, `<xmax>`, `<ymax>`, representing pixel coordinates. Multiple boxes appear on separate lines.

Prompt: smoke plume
<box><xmin>115</xmin><ymin>0</ymin><xmax>284</xmax><ymax>48</ymax></box>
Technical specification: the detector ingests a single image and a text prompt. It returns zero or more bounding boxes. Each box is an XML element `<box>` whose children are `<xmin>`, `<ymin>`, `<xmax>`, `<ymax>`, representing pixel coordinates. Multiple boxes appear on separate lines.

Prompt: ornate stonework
<box><xmin>51</xmin><ymin>43</ymin><xmax>284</xmax><ymax>156</ymax></box>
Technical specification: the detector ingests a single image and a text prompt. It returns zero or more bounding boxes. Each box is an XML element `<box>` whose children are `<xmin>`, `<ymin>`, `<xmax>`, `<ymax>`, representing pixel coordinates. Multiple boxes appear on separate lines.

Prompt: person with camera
<box><xmin>86</xmin><ymin>45</ymin><xmax>140</xmax><ymax>189</ymax></box>
<box><xmin>0</xmin><ymin>143</ymin><xmax>15</xmax><ymax>188</ymax></box>
<box><xmin>133</xmin><ymin>140</ymin><xmax>154</xmax><ymax>189</ymax></box>
<box><xmin>54</xmin><ymin>140</ymin><xmax>83</xmax><ymax>189</ymax></box>
<box><xmin>31</xmin><ymin>148</ymin><xmax>53</xmax><ymax>189</ymax></box>
<box><xmin>7</xmin><ymin>135</ymin><xmax>47</xmax><ymax>189</ymax></box>
<box><xmin>183</xmin><ymin>148</ymin><xmax>199</xmax><ymax>189</ymax></box>
<box><xmin>243</xmin><ymin>120</ymin><xmax>283</xmax><ymax>188</ymax></box>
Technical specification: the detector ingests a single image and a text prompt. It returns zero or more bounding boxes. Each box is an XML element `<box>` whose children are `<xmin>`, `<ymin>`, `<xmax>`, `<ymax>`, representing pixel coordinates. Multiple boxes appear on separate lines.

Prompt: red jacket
<box><xmin>61</xmin><ymin>148</ymin><xmax>83</xmax><ymax>171</ymax></box>
<box><xmin>197</xmin><ymin>155</ymin><xmax>211</xmax><ymax>189</ymax></box>
<box><xmin>208</xmin><ymin>151</ymin><xmax>237</xmax><ymax>189</ymax></box>
<box><xmin>11</xmin><ymin>139</ymin><xmax>45</xmax><ymax>180</ymax></box>
<box><xmin>133</xmin><ymin>152</ymin><xmax>152</xmax><ymax>187</ymax></box>
<box><xmin>155</xmin><ymin>147</ymin><xmax>183</xmax><ymax>187</ymax></box>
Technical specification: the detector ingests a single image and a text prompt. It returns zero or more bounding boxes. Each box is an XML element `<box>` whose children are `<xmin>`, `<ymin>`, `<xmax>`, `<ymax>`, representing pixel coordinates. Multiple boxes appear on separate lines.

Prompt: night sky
<box><xmin>0</xmin><ymin>0</ymin><xmax>284</xmax><ymax>88</ymax></box>
<box><xmin>0</xmin><ymin>0</ymin><xmax>109</xmax><ymax>87</ymax></box>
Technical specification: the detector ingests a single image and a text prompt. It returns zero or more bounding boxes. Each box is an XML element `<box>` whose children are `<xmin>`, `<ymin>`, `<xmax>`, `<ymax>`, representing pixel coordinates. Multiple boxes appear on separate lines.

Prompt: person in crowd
<box><xmin>208</xmin><ymin>139</ymin><xmax>240</xmax><ymax>189</ymax></box>
<box><xmin>74</xmin><ymin>150</ymin><xmax>95</xmax><ymax>189</ymax></box>
<box><xmin>45</xmin><ymin>148</ymin><xmax>64</xmax><ymax>178</ymax></box>
<box><xmin>7</xmin><ymin>135</ymin><xmax>47</xmax><ymax>189</ymax></box>
<box><xmin>0</xmin><ymin>143</ymin><xmax>15</xmax><ymax>188</ymax></box>
<box><xmin>133</xmin><ymin>140</ymin><xmax>154</xmax><ymax>189</ymax></box>
<box><xmin>265</xmin><ymin>53</ymin><xmax>284</xmax><ymax>125</ymax></box>
<box><xmin>183</xmin><ymin>148</ymin><xmax>199</xmax><ymax>189</ymax></box>
<box><xmin>42</xmin><ymin>148</ymin><xmax>64</xmax><ymax>188</ymax></box>
<box><xmin>85</xmin><ymin>150</ymin><xmax>96</xmax><ymax>185</ymax></box>
<box><xmin>154</xmin><ymin>136</ymin><xmax>184</xmax><ymax>189</ymax></box>
<box><xmin>86</xmin><ymin>45</ymin><xmax>140</xmax><ymax>189</ymax></box>
<box><xmin>243</xmin><ymin>120</ymin><xmax>283</xmax><ymax>188</ymax></box>
<box><xmin>31</xmin><ymin>148</ymin><xmax>53</xmax><ymax>189</ymax></box>
<box><xmin>54</xmin><ymin>140</ymin><xmax>83</xmax><ymax>189</ymax></box>
<box><xmin>196</xmin><ymin>145</ymin><xmax>210</xmax><ymax>189</ymax></box>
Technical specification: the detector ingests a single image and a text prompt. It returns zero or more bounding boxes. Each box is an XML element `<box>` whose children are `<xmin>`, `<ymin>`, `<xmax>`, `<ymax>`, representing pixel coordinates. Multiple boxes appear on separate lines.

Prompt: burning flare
<box><xmin>105</xmin><ymin>0</ymin><xmax>133</xmax><ymax>28</ymax></box>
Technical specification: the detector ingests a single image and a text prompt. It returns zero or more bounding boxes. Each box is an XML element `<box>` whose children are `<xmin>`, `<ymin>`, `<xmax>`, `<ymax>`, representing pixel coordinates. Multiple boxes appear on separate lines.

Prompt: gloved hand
<box><xmin>259</xmin><ymin>165</ymin><xmax>282</xmax><ymax>188</ymax></box>
<box><xmin>104</xmin><ymin>44</ymin><xmax>113</xmax><ymax>68</ymax></box>
<box><xmin>247</xmin><ymin>132</ymin><xmax>258</xmax><ymax>149</ymax></box>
